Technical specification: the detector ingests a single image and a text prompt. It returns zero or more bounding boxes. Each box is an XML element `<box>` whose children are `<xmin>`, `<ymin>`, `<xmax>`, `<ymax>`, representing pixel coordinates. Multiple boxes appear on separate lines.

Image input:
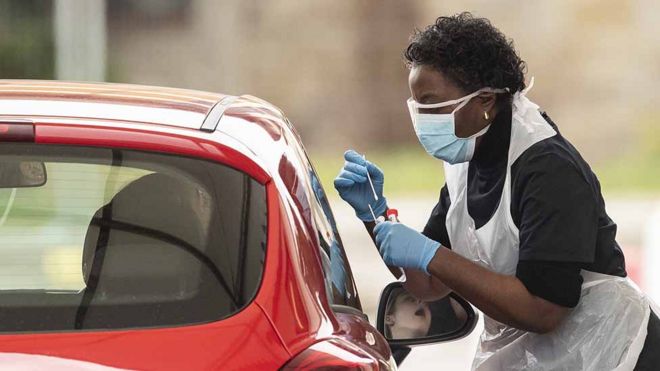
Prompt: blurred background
<box><xmin>1</xmin><ymin>0</ymin><xmax>659</xmax><ymax>368</ymax></box>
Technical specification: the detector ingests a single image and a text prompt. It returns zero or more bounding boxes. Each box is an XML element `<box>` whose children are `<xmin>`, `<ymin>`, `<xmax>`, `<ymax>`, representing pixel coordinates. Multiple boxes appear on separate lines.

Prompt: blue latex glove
<box><xmin>374</xmin><ymin>221</ymin><xmax>441</xmax><ymax>274</ymax></box>
<box><xmin>333</xmin><ymin>149</ymin><xmax>387</xmax><ymax>222</ymax></box>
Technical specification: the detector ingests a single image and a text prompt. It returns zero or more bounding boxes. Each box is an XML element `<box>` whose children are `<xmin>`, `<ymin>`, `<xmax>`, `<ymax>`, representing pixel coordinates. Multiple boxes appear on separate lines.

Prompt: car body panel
<box><xmin>0</xmin><ymin>304</ymin><xmax>289</xmax><ymax>370</ymax></box>
<box><xmin>334</xmin><ymin>313</ymin><xmax>392</xmax><ymax>363</ymax></box>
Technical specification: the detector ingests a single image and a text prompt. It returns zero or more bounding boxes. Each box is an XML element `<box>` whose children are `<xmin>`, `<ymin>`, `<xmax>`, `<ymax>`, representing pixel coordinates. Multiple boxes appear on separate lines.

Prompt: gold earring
<box><xmin>484</xmin><ymin>111</ymin><xmax>489</xmax><ymax>120</ymax></box>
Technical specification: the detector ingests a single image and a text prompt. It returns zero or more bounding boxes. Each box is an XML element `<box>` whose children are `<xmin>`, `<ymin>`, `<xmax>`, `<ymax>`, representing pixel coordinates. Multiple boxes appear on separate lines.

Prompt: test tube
<box><xmin>387</xmin><ymin>208</ymin><xmax>399</xmax><ymax>222</ymax></box>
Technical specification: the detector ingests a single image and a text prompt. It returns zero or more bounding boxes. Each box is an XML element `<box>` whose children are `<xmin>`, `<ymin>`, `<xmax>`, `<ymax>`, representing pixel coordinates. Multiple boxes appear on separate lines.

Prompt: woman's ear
<box><xmin>477</xmin><ymin>93</ymin><xmax>498</xmax><ymax>113</ymax></box>
<box><xmin>385</xmin><ymin>315</ymin><xmax>395</xmax><ymax>326</ymax></box>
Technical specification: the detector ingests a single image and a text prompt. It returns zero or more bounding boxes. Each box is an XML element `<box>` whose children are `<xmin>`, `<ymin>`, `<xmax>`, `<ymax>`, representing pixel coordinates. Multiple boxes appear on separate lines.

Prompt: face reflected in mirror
<box><xmin>384</xmin><ymin>287</ymin><xmax>469</xmax><ymax>341</ymax></box>
<box><xmin>385</xmin><ymin>290</ymin><xmax>432</xmax><ymax>339</ymax></box>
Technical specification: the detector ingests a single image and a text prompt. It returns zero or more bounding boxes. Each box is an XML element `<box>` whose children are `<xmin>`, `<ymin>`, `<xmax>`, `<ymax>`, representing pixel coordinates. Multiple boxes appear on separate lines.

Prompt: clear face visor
<box><xmin>407</xmin><ymin>87</ymin><xmax>509</xmax><ymax>126</ymax></box>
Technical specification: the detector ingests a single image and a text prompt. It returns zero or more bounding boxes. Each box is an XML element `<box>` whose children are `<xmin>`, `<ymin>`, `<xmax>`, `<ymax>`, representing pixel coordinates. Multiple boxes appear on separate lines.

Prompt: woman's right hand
<box><xmin>333</xmin><ymin>149</ymin><xmax>387</xmax><ymax>222</ymax></box>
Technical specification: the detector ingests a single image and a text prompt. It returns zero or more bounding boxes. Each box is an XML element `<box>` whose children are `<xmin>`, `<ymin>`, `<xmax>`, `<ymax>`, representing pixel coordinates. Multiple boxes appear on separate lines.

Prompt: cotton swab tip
<box><xmin>368</xmin><ymin>203</ymin><xmax>377</xmax><ymax>222</ymax></box>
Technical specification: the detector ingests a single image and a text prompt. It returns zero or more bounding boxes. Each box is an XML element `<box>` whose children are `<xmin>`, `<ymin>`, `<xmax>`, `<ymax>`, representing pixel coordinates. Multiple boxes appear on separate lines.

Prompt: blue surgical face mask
<box><xmin>407</xmin><ymin>87</ymin><xmax>506</xmax><ymax>164</ymax></box>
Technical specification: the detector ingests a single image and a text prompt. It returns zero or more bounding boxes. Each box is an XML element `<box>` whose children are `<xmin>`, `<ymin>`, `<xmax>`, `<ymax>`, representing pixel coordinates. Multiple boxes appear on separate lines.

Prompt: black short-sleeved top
<box><xmin>422</xmin><ymin>104</ymin><xmax>627</xmax><ymax>308</ymax></box>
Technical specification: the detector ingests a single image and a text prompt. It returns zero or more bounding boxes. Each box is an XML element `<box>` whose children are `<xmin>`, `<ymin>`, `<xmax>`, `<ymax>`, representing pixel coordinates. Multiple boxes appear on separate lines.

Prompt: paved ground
<box><xmin>329</xmin><ymin>194</ymin><xmax>660</xmax><ymax>370</ymax></box>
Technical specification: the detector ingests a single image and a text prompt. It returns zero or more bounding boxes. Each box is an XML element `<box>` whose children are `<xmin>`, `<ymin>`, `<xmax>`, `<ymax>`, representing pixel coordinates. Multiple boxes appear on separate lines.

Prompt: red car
<box><xmin>0</xmin><ymin>80</ymin><xmax>477</xmax><ymax>370</ymax></box>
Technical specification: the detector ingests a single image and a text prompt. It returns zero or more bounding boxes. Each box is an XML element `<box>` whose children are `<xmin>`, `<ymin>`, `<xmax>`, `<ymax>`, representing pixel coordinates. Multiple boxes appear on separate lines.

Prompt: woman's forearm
<box><xmin>403</xmin><ymin>269</ymin><xmax>451</xmax><ymax>300</ymax></box>
<box><xmin>427</xmin><ymin>247</ymin><xmax>569</xmax><ymax>333</ymax></box>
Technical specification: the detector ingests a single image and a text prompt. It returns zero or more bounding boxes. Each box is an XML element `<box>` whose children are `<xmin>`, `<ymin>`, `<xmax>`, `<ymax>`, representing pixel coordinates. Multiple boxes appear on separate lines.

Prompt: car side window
<box><xmin>309</xmin><ymin>171</ymin><xmax>361</xmax><ymax>310</ymax></box>
<box><xmin>0</xmin><ymin>144</ymin><xmax>267</xmax><ymax>333</ymax></box>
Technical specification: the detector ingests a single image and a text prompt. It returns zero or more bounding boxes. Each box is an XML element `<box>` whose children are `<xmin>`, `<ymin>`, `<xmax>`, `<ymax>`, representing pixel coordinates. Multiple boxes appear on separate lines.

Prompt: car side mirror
<box><xmin>0</xmin><ymin>161</ymin><xmax>46</xmax><ymax>188</ymax></box>
<box><xmin>376</xmin><ymin>281</ymin><xmax>478</xmax><ymax>347</ymax></box>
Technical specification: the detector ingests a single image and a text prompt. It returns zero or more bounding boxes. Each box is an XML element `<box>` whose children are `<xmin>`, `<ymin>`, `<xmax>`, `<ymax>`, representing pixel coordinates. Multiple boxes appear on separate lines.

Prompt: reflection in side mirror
<box><xmin>0</xmin><ymin>161</ymin><xmax>47</xmax><ymax>188</ymax></box>
<box><xmin>383</xmin><ymin>287</ymin><xmax>465</xmax><ymax>340</ymax></box>
<box><xmin>377</xmin><ymin>282</ymin><xmax>478</xmax><ymax>347</ymax></box>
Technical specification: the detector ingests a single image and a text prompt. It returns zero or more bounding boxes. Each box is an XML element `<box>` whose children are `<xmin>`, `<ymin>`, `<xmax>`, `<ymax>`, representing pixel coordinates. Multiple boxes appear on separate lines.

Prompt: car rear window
<box><xmin>0</xmin><ymin>144</ymin><xmax>267</xmax><ymax>332</ymax></box>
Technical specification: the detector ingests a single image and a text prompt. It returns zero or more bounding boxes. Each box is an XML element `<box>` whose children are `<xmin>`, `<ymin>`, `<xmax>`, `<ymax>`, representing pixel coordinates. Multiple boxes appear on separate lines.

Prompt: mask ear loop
<box><xmin>450</xmin><ymin>87</ymin><xmax>509</xmax><ymax>114</ymax></box>
<box><xmin>450</xmin><ymin>92</ymin><xmax>480</xmax><ymax>114</ymax></box>
<box><xmin>409</xmin><ymin>86</ymin><xmax>509</xmax><ymax>112</ymax></box>
<box><xmin>411</xmin><ymin>90</ymin><xmax>479</xmax><ymax>110</ymax></box>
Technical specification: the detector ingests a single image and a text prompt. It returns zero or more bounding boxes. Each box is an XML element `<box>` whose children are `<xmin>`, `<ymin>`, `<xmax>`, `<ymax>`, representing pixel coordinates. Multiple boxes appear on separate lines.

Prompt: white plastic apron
<box><xmin>443</xmin><ymin>87</ymin><xmax>657</xmax><ymax>371</ymax></box>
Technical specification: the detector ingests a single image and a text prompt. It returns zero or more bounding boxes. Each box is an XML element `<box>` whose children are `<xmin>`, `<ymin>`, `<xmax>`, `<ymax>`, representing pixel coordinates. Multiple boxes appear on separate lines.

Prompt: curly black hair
<box><xmin>404</xmin><ymin>12</ymin><xmax>526</xmax><ymax>98</ymax></box>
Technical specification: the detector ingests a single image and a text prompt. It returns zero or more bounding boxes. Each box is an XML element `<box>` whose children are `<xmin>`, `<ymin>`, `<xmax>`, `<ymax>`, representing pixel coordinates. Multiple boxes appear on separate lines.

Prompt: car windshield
<box><xmin>0</xmin><ymin>144</ymin><xmax>267</xmax><ymax>332</ymax></box>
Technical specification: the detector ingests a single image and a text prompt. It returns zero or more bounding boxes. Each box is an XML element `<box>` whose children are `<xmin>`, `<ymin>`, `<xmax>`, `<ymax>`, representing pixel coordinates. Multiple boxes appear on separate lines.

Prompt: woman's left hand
<box><xmin>374</xmin><ymin>221</ymin><xmax>441</xmax><ymax>273</ymax></box>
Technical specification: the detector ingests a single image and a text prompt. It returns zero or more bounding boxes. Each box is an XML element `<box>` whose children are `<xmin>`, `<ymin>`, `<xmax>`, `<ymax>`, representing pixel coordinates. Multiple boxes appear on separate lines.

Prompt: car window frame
<box><xmin>308</xmin><ymin>169</ymin><xmax>362</xmax><ymax>311</ymax></box>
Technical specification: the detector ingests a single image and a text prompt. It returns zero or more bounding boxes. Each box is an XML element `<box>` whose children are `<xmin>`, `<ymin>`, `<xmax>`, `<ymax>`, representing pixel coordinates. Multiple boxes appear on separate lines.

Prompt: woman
<box><xmin>334</xmin><ymin>13</ymin><xmax>659</xmax><ymax>370</ymax></box>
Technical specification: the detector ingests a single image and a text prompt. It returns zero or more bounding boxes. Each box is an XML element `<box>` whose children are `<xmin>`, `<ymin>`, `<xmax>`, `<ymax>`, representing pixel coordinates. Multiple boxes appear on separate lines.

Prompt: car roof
<box><xmin>0</xmin><ymin>80</ymin><xmax>311</xmax><ymax>184</ymax></box>
<box><xmin>0</xmin><ymin>80</ymin><xmax>225</xmax><ymax>129</ymax></box>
